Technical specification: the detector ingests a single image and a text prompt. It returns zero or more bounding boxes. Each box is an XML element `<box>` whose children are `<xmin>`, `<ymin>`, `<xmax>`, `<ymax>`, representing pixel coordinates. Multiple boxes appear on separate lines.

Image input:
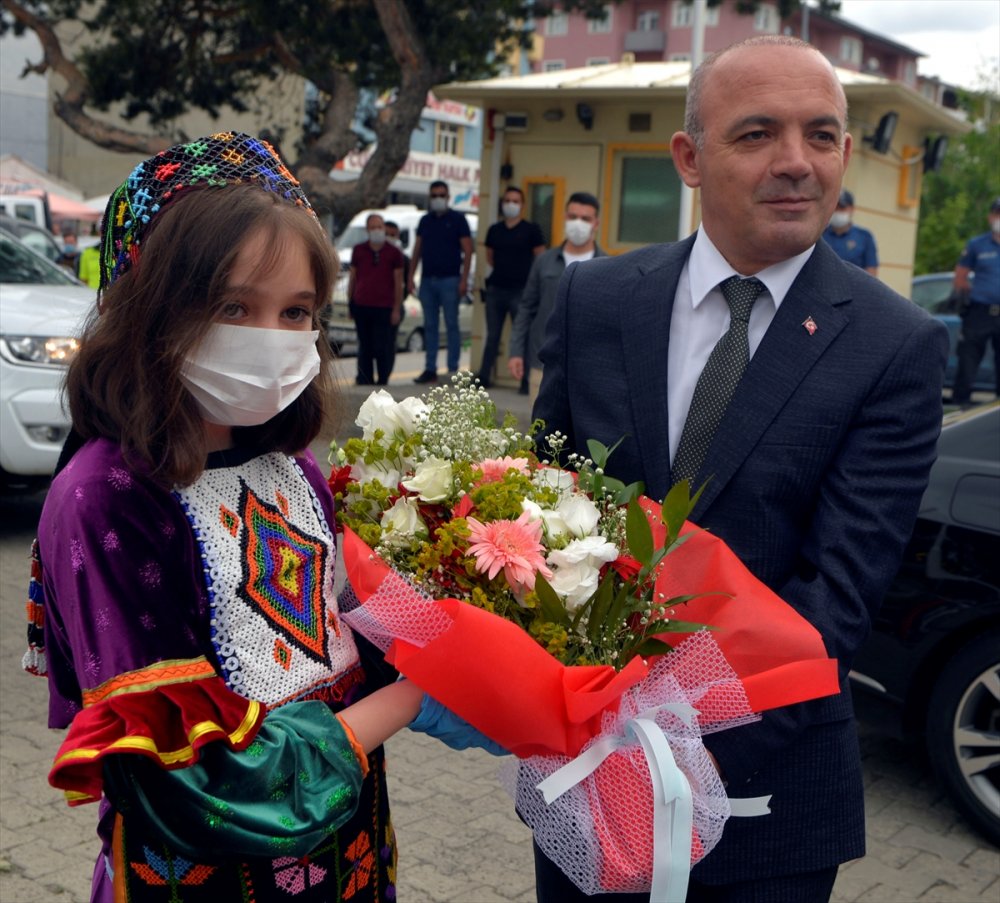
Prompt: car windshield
<box><xmin>0</xmin><ymin>233</ymin><xmax>80</xmax><ymax>285</ymax></box>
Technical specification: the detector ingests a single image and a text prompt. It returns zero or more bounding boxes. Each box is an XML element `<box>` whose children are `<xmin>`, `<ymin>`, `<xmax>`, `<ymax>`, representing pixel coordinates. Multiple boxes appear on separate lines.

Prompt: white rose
<box><xmin>533</xmin><ymin>467</ymin><xmax>576</xmax><ymax>497</ymax></box>
<box><xmin>521</xmin><ymin>498</ymin><xmax>570</xmax><ymax>541</ymax></box>
<box><xmin>548</xmin><ymin>560</ymin><xmax>602</xmax><ymax>611</ymax></box>
<box><xmin>401</xmin><ymin>456</ymin><xmax>453</xmax><ymax>502</ymax></box>
<box><xmin>547</xmin><ymin>536</ymin><xmax>619</xmax><ymax>568</ymax></box>
<box><xmin>355</xmin><ymin>390</ymin><xmax>428</xmax><ymax>440</ymax></box>
<box><xmin>557</xmin><ymin>495</ymin><xmax>600</xmax><ymax>538</ymax></box>
<box><xmin>380</xmin><ymin>497</ymin><xmax>427</xmax><ymax>546</ymax></box>
<box><xmin>350</xmin><ymin>459</ymin><xmax>402</xmax><ymax>491</ymax></box>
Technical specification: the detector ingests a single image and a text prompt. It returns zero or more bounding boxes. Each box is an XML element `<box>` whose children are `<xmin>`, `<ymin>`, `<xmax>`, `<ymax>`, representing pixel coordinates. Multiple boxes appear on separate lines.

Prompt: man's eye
<box><xmin>741</xmin><ymin>130</ymin><xmax>768</xmax><ymax>142</ymax></box>
<box><xmin>221</xmin><ymin>302</ymin><xmax>245</xmax><ymax>318</ymax></box>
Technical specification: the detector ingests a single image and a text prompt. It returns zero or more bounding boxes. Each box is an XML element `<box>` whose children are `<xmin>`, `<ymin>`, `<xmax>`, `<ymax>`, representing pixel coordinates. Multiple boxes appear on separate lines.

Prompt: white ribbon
<box><xmin>535</xmin><ymin>702</ymin><xmax>770</xmax><ymax>903</ymax></box>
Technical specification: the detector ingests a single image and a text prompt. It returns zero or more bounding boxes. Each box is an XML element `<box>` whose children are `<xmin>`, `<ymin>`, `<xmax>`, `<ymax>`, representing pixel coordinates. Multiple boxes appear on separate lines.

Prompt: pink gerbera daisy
<box><xmin>466</xmin><ymin>511</ymin><xmax>552</xmax><ymax>591</ymax></box>
<box><xmin>475</xmin><ymin>456</ymin><xmax>531</xmax><ymax>485</ymax></box>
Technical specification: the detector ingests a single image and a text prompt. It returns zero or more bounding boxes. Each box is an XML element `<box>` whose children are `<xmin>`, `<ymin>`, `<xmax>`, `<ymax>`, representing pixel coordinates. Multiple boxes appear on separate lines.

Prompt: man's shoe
<box><xmin>414</xmin><ymin>370</ymin><xmax>437</xmax><ymax>384</ymax></box>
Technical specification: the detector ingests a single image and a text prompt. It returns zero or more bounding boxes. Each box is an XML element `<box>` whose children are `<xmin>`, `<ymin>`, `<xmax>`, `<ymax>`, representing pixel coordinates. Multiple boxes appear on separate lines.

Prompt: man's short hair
<box><xmin>429</xmin><ymin>180</ymin><xmax>449</xmax><ymax>194</ymax></box>
<box><xmin>384</xmin><ymin>220</ymin><xmax>399</xmax><ymax>231</ymax></box>
<box><xmin>990</xmin><ymin>197</ymin><xmax>1000</xmax><ymax>214</ymax></box>
<box><xmin>837</xmin><ymin>190</ymin><xmax>855</xmax><ymax>208</ymax></box>
<box><xmin>567</xmin><ymin>191</ymin><xmax>600</xmax><ymax>214</ymax></box>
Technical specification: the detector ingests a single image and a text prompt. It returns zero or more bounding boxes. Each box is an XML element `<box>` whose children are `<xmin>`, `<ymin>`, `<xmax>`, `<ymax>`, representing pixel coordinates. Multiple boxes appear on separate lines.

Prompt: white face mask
<box><xmin>387</xmin><ymin>236</ymin><xmax>402</xmax><ymax>248</ymax></box>
<box><xmin>502</xmin><ymin>202</ymin><xmax>521</xmax><ymax>219</ymax></box>
<box><xmin>830</xmin><ymin>211</ymin><xmax>851</xmax><ymax>229</ymax></box>
<box><xmin>564</xmin><ymin>218</ymin><xmax>593</xmax><ymax>247</ymax></box>
<box><xmin>991</xmin><ymin>217</ymin><xmax>1000</xmax><ymax>234</ymax></box>
<box><xmin>368</xmin><ymin>229</ymin><xmax>386</xmax><ymax>245</ymax></box>
<box><xmin>429</xmin><ymin>197</ymin><xmax>448</xmax><ymax>213</ymax></box>
<box><xmin>181</xmin><ymin>323</ymin><xmax>321</xmax><ymax>427</ymax></box>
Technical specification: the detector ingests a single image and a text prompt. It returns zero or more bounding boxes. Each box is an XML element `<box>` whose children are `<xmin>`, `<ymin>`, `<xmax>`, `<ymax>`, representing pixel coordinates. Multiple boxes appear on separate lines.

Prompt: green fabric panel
<box><xmin>103</xmin><ymin>700</ymin><xmax>363</xmax><ymax>860</ymax></box>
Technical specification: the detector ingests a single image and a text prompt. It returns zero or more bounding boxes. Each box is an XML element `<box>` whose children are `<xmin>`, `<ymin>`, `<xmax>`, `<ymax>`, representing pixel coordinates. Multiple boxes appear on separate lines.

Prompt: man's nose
<box><xmin>771</xmin><ymin>134</ymin><xmax>812</xmax><ymax>180</ymax></box>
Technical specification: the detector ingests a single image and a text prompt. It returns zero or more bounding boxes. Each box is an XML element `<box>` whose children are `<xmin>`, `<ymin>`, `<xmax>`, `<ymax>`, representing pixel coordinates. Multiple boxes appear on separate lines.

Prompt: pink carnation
<box><xmin>475</xmin><ymin>456</ymin><xmax>531</xmax><ymax>485</ymax></box>
<box><xmin>466</xmin><ymin>511</ymin><xmax>552</xmax><ymax>591</ymax></box>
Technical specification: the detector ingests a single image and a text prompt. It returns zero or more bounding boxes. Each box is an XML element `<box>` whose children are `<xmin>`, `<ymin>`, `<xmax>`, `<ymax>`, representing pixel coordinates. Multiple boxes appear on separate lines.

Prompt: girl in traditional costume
<box><xmin>31</xmin><ymin>132</ymin><xmax>436</xmax><ymax>902</ymax></box>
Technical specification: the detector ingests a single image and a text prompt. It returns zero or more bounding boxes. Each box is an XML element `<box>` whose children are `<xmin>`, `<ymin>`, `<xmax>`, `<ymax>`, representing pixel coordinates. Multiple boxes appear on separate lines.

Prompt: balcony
<box><xmin>624</xmin><ymin>29</ymin><xmax>666</xmax><ymax>54</ymax></box>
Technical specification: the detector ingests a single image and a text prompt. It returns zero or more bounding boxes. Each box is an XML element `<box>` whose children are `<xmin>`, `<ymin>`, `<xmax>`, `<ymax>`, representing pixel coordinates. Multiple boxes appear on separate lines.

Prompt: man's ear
<box><xmin>670</xmin><ymin>132</ymin><xmax>701</xmax><ymax>188</ymax></box>
<box><xmin>842</xmin><ymin>131</ymin><xmax>853</xmax><ymax>170</ymax></box>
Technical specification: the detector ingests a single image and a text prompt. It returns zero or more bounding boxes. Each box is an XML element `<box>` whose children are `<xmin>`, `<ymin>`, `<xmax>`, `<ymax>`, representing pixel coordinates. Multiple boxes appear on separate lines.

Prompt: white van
<box><xmin>0</xmin><ymin>194</ymin><xmax>50</xmax><ymax>230</ymax></box>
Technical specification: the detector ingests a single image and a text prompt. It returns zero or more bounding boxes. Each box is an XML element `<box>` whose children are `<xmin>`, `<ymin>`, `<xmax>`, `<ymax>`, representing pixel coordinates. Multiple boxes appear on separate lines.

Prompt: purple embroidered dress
<box><xmin>36</xmin><ymin>438</ymin><xmax>397</xmax><ymax>902</ymax></box>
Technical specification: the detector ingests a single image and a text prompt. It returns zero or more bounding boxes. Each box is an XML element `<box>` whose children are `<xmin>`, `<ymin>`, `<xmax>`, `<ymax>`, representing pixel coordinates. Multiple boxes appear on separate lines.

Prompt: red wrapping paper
<box><xmin>341</xmin><ymin>508</ymin><xmax>839</xmax><ymax>758</ymax></box>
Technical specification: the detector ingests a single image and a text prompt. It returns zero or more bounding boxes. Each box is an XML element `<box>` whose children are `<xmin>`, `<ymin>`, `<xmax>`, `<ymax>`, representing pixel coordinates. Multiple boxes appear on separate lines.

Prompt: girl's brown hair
<box><xmin>66</xmin><ymin>184</ymin><xmax>338</xmax><ymax>486</ymax></box>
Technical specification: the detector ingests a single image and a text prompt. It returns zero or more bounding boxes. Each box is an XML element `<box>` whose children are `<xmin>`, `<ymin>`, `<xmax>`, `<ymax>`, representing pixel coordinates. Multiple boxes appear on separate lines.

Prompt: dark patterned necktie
<box><xmin>671</xmin><ymin>276</ymin><xmax>765</xmax><ymax>486</ymax></box>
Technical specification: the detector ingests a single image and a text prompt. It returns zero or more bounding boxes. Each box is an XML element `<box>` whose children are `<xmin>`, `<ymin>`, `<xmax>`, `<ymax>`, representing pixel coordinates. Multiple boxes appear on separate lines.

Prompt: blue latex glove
<box><xmin>409</xmin><ymin>694</ymin><xmax>509</xmax><ymax>756</ymax></box>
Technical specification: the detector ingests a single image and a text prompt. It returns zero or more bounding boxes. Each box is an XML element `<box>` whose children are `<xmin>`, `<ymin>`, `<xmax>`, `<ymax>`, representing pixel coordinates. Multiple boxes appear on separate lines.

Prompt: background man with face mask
<box><xmin>478</xmin><ymin>186</ymin><xmax>546</xmax><ymax>390</ymax></box>
<box><xmin>951</xmin><ymin>196</ymin><xmax>1000</xmax><ymax>406</ymax></box>
<box><xmin>822</xmin><ymin>189</ymin><xmax>879</xmax><ymax>276</ymax></box>
<box><xmin>507</xmin><ymin>192</ymin><xmax>605</xmax><ymax>400</ymax></box>
<box><xmin>348</xmin><ymin>212</ymin><xmax>404</xmax><ymax>385</ymax></box>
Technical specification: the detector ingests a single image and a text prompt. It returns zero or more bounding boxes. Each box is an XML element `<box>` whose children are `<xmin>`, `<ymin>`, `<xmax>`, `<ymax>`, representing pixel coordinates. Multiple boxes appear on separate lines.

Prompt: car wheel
<box><xmin>925</xmin><ymin>632</ymin><xmax>1000</xmax><ymax>845</ymax></box>
<box><xmin>406</xmin><ymin>329</ymin><xmax>424</xmax><ymax>354</ymax></box>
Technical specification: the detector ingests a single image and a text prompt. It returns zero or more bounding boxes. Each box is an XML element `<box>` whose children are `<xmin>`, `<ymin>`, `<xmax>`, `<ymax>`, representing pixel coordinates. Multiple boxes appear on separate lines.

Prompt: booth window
<box><xmin>524</xmin><ymin>177</ymin><xmax>565</xmax><ymax>247</ymax></box>
<box><xmin>605</xmin><ymin>146</ymin><xmax>681</xmax><ymax>250</ymax></box>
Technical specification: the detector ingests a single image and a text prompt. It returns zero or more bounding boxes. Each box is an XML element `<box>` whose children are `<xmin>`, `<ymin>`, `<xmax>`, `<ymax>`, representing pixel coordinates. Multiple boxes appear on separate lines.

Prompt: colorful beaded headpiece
<box><xmin>99</xmin><ymin>131</ymin><xmax>315</xmax><ymax>291</ymax></box>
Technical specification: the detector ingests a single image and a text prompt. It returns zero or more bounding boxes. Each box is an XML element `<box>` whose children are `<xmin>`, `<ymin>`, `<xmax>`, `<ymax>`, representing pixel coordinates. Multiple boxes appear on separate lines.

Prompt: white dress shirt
<box><xmin>667</xmin><ymin>229</ymin><xmax>815</xmax><ymax>464</ymax></box>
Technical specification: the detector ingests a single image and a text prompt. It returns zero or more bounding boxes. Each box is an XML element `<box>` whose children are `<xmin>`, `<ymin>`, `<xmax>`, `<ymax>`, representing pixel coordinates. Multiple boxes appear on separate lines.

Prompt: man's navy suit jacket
<box><xmin>533</xmin><ymin>236</ymin><xmax>949</xmax><ymax>881</ymax></box>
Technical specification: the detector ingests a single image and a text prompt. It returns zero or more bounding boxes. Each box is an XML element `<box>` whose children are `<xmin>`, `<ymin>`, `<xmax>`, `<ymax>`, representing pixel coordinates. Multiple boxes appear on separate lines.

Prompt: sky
<box><xmin>838</xmin><ymin>0</ymin><xmax>1000</xmax><ymax>92</ymax></box>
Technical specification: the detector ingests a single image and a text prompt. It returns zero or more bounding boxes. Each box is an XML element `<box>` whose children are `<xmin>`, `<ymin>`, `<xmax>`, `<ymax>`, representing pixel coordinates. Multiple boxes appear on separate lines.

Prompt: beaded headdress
<box><xmin>99</xmin><ymin>131</ymin><xmax>315</xmax><ymax>291</ymax></box>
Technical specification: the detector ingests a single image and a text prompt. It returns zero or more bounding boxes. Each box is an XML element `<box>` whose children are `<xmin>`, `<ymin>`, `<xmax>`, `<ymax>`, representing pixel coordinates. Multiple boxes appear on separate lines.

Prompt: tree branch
<box><xmin>2</xmin><ymin>0</ymin><xmax>171</xmax><ymax>154</ymax></box>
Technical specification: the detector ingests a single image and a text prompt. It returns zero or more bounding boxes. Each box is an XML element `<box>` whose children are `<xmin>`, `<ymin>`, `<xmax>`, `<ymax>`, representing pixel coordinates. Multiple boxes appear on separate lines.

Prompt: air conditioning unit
<box><xmin>504</xmin><ymin>112</ymin><xmax>529</xmax><ymax>132</ymax></box>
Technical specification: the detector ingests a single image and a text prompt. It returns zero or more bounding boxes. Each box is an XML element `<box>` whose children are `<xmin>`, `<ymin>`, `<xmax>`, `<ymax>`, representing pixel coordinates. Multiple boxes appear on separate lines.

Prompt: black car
<box><xmin>851</xmin><ymin>402</ymin><xmax>1000</xmax><ymax>845</ymax></box>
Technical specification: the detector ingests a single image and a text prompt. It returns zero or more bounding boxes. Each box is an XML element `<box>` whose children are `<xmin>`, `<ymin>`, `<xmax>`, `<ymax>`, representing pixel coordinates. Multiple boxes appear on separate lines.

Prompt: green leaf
<box><xmin>586</xmin><ymin>438</ymin><xmax>611</xmax><ymax>468</ymax></box>
<box><xmin>625</xmin><ymin>499</ymin><xmax>654</xmax><ymax>566</ymax></box>
<box><xmin>586</xmin><ymin>572</ymin><xmax>618</xmax><ymax>643</ymax></box>
<box><xmin>660</xmin><ymin>479</ymin><xmax>694</xmax><ymax>544</ymax></box>
<box><xmin>628</xmin><ymin>637</ymin><xmax>675</xmax><ymax>661</ymax></box>
<box><xmin>613</xmin><ymin>480</ymin><xmax>644</xmax><ymax>505</ymax></box>
<box><xmin>533</xmin><ymin>574</ymin><xmax>571</xmax><ymax>627</ymax></box>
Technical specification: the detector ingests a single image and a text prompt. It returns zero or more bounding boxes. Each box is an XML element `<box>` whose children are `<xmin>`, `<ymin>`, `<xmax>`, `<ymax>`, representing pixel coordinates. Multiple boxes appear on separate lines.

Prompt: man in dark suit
<box><xmin>532</xmin><ymin>36</ymin><xmax>949</xmax><ymax>903</ymax></box>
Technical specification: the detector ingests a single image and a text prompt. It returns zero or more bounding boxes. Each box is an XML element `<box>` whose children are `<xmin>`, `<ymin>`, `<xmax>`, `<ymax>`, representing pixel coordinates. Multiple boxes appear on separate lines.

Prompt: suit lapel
<box><xmin>692</xmin><ymin>243</ymin><xmax>853</xmax><ymax>519</ymax></box>
<box><xmin>622</xmin><ymin>237</ymin><xmax>696</xmax><ymax>498</ymax></box>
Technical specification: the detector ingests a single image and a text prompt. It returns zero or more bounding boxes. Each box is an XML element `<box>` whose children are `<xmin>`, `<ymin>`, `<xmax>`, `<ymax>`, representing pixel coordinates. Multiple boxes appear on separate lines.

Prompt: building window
<box><xmin>840</xmin><ymin>36</ymin><xmax>862</xmax><ymax>66</ymax></box>
<box><xmin>435</xmin><ymin>122</ymin><xmax>460</xmax><ymax>156</ymax></box>
<box><xmin>637</xmin><ymin>10</ymin><xmax>659</xmax><ymax>31</ymax></box>
<box><xmin>753</xmin><ymin>3</ymin><xmax>778</xmax><ymax>33</ymax></box>
<box><xmin>545</xmin><ymin>12</ymin><xmax>568</xmax><ymax>36</ymax></box>
<box><xmin>608</xmin><ymin>147</ymin><xmax>681</xmax><ymax>248</ymax></box>
<box><xmin>543</xmin><ymin>59</ymin><xmax>566</xmax><ymax>72</ymax></box>
<box><xmin>587</xmin><ymin>4</ymin><xmax>613</xmax><ymax>33</ymax></box>
<box><xmin>672</xmin><ymin>2</ymin><xmax>718</xmax><ymax>29</ymax></box>
<box><xmin>587</xmin><ymin>57</ymin><xmax>611</xmax><ymax>66</ymax></box>
<box><xmin>903</xmin><ymin>60</ymin><xmax>916</xmax><ymax>86</ymax></box>
<box><xmin>669</xmin><ymin>53</ymin><xmax>691</xmax><ymax>62</ymax></box>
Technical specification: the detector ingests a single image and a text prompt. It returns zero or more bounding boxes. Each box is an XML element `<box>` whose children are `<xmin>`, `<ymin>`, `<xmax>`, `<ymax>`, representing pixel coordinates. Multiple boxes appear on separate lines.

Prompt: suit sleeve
<box><xmin>509</xmin><ymin>252</ymin><xmax>545</xmax><ymax>363</ymax></box>
<box><xmin>704</xmin><ymin>313</ymin><xmax>949</xmax><ymax>785</ymax></box>
<box><xmin>532</xmin><ymin>258</ymin><xmax>578</xmax><ymax>451</ymax></box>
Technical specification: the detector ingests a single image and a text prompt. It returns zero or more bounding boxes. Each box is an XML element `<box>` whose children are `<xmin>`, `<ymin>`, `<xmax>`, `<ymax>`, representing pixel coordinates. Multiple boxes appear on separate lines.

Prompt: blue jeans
<box><xmin>419</xmin><ymin>275</ymin><xmax>461</xmax><ymax>373</ymax></box>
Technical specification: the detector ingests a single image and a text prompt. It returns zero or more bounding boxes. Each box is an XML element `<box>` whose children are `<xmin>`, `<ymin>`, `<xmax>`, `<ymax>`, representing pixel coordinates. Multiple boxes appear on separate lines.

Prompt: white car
<box><xmin>0</xmin><ymin>232</ymin><xmax>93</xmax><ymax>490</ymax></box>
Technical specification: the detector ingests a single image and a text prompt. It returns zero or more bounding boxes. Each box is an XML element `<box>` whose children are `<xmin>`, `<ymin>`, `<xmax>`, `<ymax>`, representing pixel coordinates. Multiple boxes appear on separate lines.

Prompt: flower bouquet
<box><xmin>330</xmin><ymin>375</ymin><xmax>839</xmax><ymax>901</ymax></box>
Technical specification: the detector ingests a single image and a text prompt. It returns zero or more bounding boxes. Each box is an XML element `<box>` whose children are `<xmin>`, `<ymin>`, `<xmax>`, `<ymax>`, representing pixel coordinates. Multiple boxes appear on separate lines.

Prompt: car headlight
<box><xmin>2</xmin><ymin>335</ymin><xmax>81</xmax><ymax>366</ymax></box>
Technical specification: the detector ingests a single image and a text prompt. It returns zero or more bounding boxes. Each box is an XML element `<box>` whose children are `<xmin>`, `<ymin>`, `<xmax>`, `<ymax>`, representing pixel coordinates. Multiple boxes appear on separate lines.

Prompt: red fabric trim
<box><xmin>50</xmin><ymin>675</ymin><xmax>266</xmax><ymax>806</ymax></box>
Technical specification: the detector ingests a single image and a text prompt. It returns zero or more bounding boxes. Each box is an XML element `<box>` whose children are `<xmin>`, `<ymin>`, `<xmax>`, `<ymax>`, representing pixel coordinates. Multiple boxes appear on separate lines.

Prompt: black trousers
<box><xmin>478</xmin><ymin>285</ymin><xmax>522</xmax><ymax>388</ymax></box>
<box><xmin>953</xmin><ymin>303</ymin><xmax>1000</xmax><ymax>403</ymax></box>
<box><xmin>532</xmin><ymin>839</ymin><xmax>839</xmax><ymax>903</ymax></box>
<box><xmin>354</xmin><ymin>305</ymin><xmax>395</xmax><ymax>385</ymax></box>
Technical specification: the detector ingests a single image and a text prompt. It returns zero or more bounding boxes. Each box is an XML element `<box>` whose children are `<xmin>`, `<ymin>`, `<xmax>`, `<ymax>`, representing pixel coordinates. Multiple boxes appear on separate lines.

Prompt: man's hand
<box><xmin>391</xmin><ymin>307</ymin><xmax>401</xmax><ymax>326</ymax></box>
<box><xmin>508</xmin><ymin>356</ymin><xmax>525</xmax><ymax>381</ymax></box>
